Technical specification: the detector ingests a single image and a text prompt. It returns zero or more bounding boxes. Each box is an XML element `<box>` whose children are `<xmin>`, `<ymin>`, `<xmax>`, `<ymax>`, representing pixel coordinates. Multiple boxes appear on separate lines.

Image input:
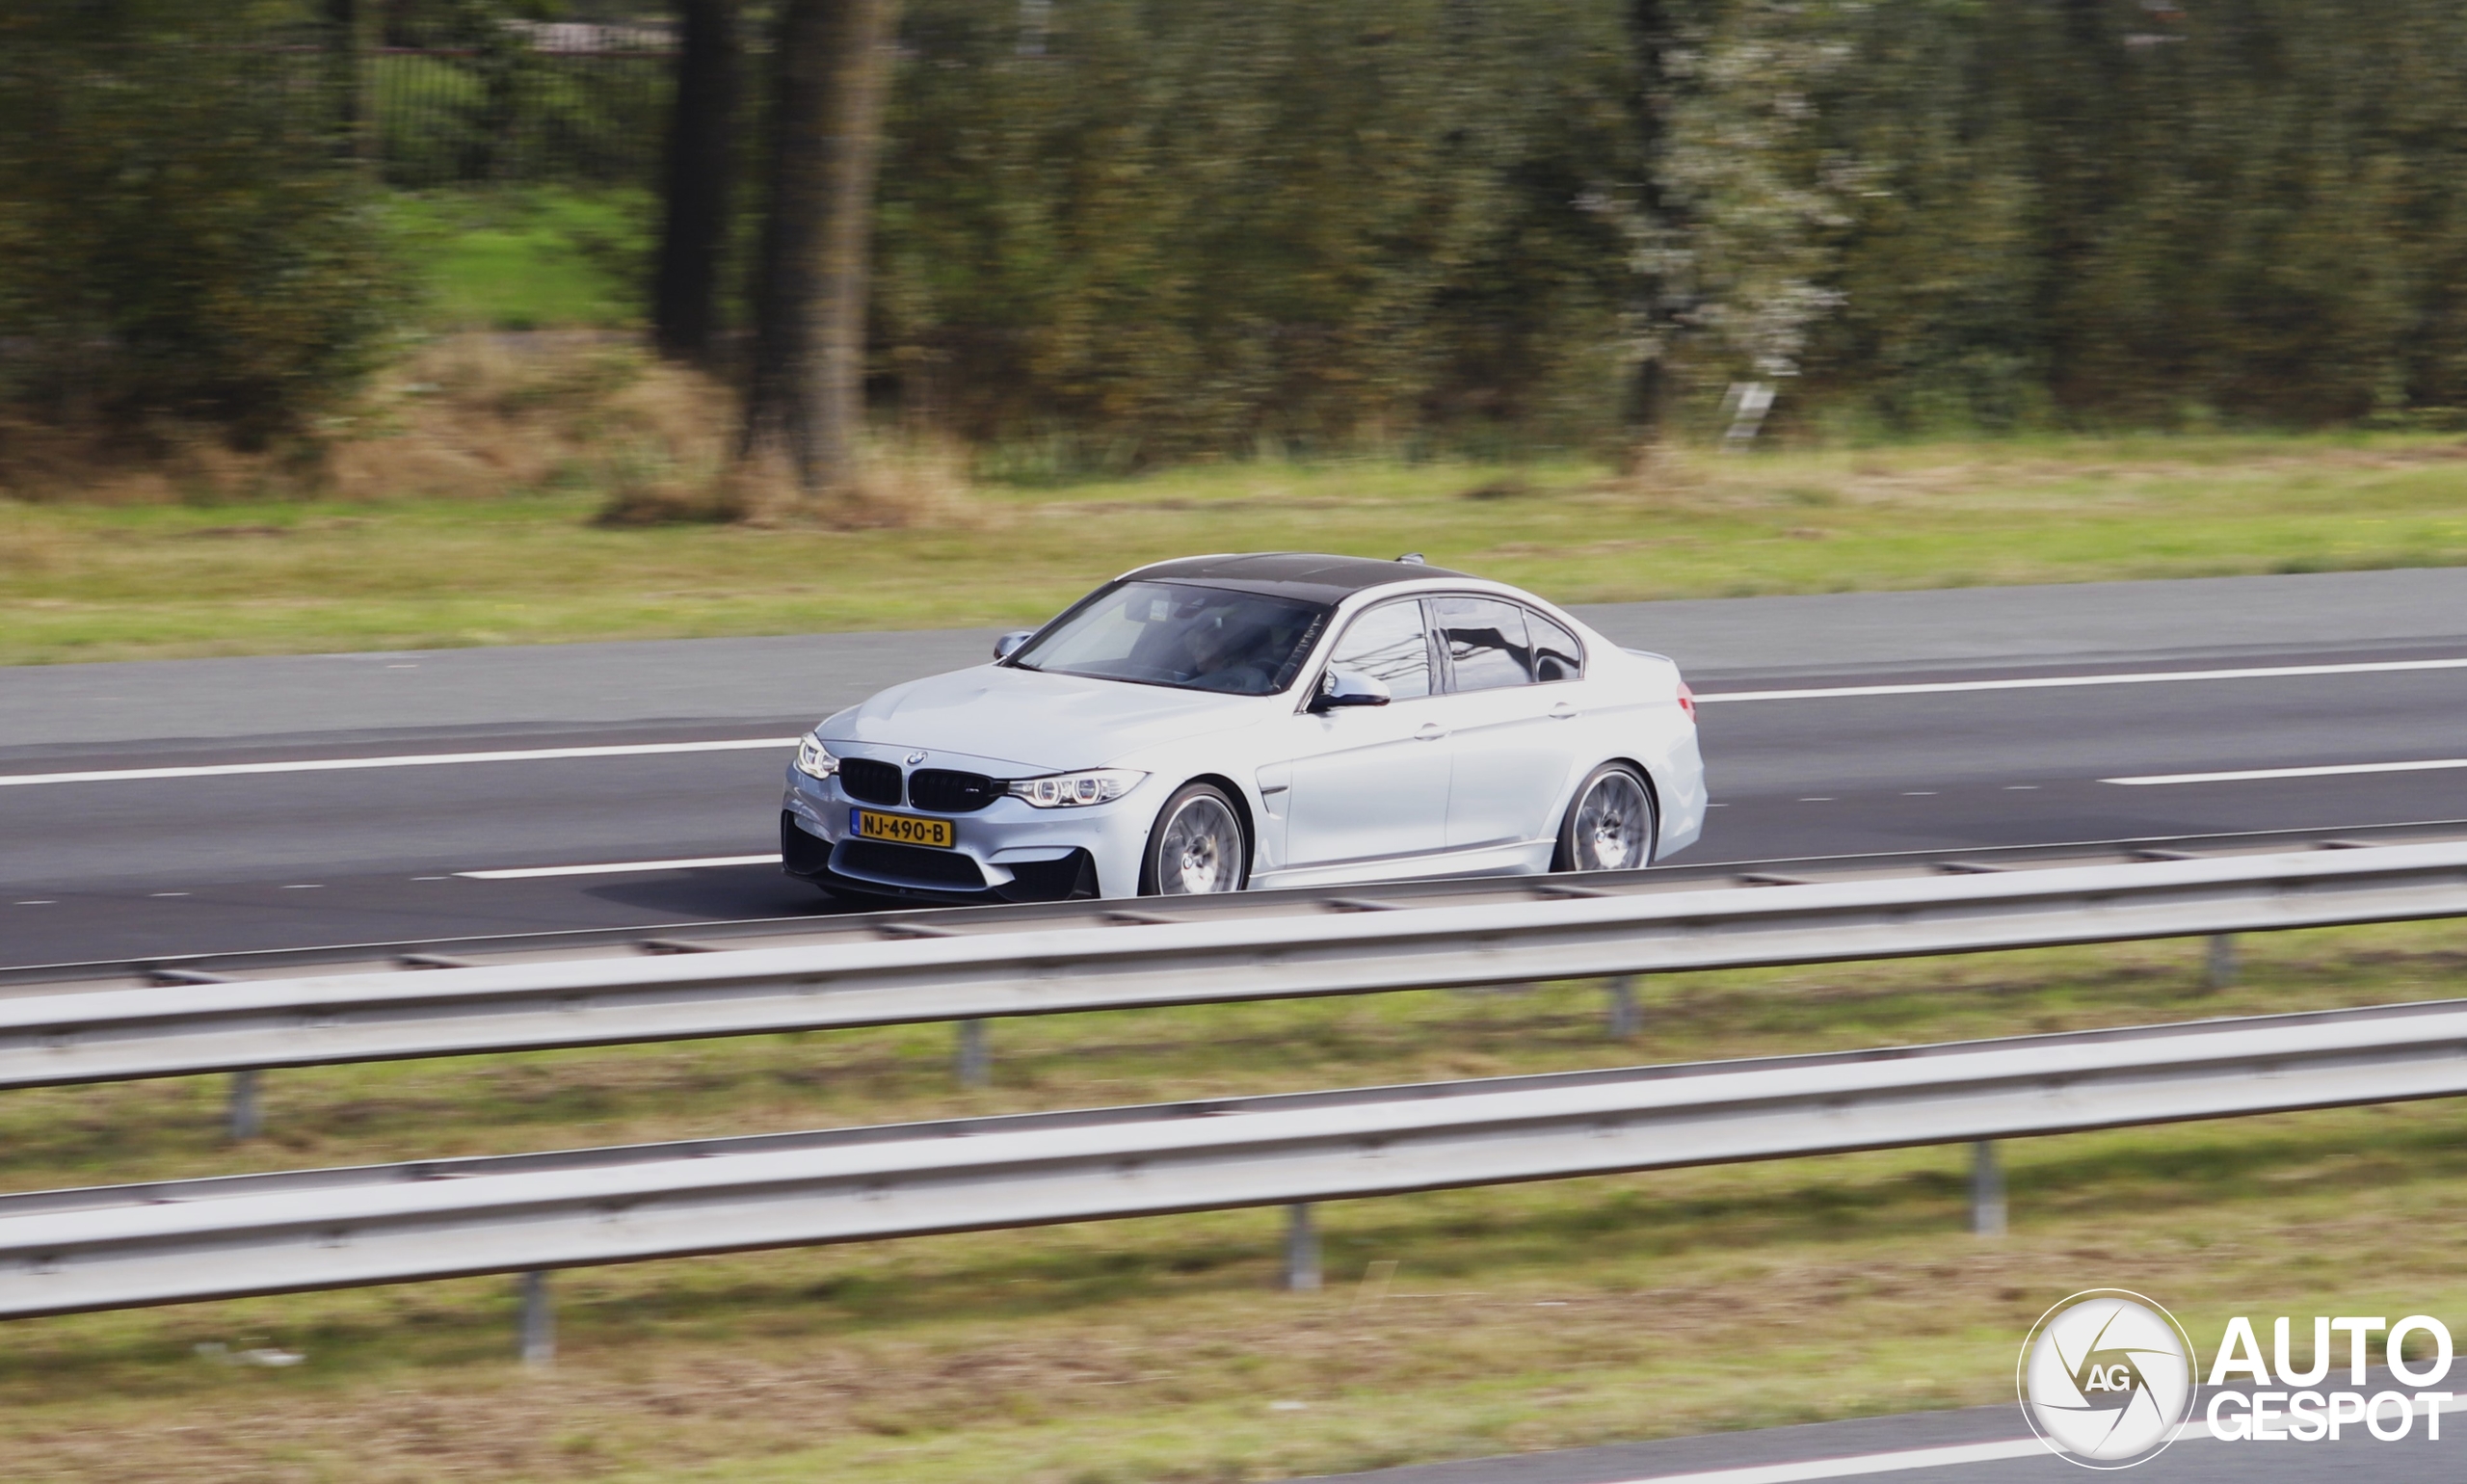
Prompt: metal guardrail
<box><xmin>8</xmin><ymin>994</ymin><xmax>2467</xmax><ymax>1320</ymax></box>
<box><xmin>5</xmin><ymin>841</ymin><xmax>2466</xmax><ymax>1092</ymax></box>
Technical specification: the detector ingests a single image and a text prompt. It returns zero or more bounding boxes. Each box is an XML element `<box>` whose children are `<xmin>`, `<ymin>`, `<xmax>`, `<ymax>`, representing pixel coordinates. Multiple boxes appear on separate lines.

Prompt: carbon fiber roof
<box><xmin>1127</xmin><ymin>551</ymin><xmax>1471</xmax><ymax>603</ymax></box>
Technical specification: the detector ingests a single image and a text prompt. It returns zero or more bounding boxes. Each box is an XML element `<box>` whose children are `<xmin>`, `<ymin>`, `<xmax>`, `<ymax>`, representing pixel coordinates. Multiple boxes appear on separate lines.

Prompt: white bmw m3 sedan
<box><xmin>782</xmin><ymin>552</ymin><xmax>1706</xmax><ymax>903</ymax></box>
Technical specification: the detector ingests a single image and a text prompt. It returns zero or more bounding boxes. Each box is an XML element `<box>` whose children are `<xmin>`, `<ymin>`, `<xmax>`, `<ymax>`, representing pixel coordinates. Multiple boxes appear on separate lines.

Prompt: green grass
<box><xmin>4</xmin><ymin>922</ymin><xmax>2467</xmax><ymax>1481</ymax></box>
<box><xmin>6</xmin><ymin>432</ymin><xmax>2467</xmax><ymax>665</ymax></box>
<box><xmin>386</xmin><ymin>188</ymin><xmax>652</xmax><ymax>331</ymax></box>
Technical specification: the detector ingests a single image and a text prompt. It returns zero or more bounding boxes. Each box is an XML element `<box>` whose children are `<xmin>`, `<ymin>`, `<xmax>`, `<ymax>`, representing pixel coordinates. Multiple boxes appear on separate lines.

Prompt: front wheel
<box><xmin>1140</xmin><ymin>782</ymin><xmax>1249</xmax><ymax>895</ymax></box>
<box><xmin>1553</xmin><ymin>763</ymin><xmax>1657</xmax><ymax>873</ymax></box>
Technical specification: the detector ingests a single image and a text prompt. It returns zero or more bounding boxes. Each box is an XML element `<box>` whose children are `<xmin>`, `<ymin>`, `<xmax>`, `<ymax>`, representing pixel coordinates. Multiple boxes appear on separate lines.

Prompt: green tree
<box><xmin>875</xmin><ymin>0</ymin><xmax>1636</xmax><ymax>464</ymax></box>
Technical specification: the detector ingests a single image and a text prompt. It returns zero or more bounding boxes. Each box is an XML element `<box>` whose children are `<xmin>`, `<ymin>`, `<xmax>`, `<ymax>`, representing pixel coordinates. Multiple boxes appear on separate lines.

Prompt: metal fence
<box><xmin>371</xmin><ymin>31</ymin><xmax>676</xmax><ymax>189</ymax></box>
<box><xmin>157</xmin><ymin>19</ymin><xmax>683</xmax><ymax>190</ymax></box>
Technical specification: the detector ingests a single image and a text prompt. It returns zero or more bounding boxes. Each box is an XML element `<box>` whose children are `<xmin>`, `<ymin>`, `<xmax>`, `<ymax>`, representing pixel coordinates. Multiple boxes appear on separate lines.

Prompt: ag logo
<box><xmin>2019</xmin><ymin>1290</ymin><xmax>2196</xmax><ymax>1469</ymax></box>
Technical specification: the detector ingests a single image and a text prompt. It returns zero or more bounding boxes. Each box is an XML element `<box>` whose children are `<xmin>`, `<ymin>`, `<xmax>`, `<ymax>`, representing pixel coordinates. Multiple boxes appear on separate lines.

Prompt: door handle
<box><xmin>1415</xmin><ymin>722</ymin><xmax>1446</xmax><ymax>741</ymax></box>
<box><xmin>1549</xmin><ymin>702</ymin><xmax>1578</xmax><ymax>720</ymax></box>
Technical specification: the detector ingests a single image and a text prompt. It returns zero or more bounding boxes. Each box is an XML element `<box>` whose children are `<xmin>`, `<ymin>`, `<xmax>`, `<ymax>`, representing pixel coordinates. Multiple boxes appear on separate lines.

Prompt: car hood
<box><xmin>821</xmin><ymin>664</ymin><xmax>1271</xmax><ymax>772</ymax></box>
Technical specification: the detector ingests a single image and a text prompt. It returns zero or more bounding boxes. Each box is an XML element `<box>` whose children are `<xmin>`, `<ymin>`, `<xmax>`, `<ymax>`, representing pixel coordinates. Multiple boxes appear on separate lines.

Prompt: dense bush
<box><xmin>0</xmin><ymin>1</ymin><xmax>412</xmax><ymax>448</ymax></box>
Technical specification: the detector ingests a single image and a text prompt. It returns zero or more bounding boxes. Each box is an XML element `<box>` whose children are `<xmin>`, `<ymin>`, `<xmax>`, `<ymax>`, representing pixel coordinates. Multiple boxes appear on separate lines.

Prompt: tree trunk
<box><xmin>654</xmin><ymin>0</ymin><xmax>740</xmax><ymax>363</ymax></box>
<box><xmin>740</xmin><ymin>0</ymin><xmax>901</xmax><ymax>497</ymax></box>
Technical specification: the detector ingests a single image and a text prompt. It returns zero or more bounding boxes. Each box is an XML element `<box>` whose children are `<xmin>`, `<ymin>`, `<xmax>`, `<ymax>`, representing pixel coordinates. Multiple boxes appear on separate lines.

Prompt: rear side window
<box><xmin>1527</xmin><ymin>609</ymin><xmax>1583</xmax><ymax>681</ymax></box>
<box><xmin>1433</xmin><ymin>596</ymin><xmax>1533</xmax><ymax>692</ymax></box>
<box><xmin>1326</xmin><ymin>598</ymin><xmax>1433</xmax><ymax>700</ymax></box>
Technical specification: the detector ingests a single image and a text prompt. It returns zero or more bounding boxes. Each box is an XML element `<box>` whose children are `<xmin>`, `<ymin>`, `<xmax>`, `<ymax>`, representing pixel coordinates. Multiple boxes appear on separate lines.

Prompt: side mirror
<box><xmin>1311</xmin><ymin>668</ymin><xmax>1391</xmax><ymax>711</ymax></box>
<box><xmin>994</xmin><ymin>630</ymin><xmax>1035</xmax><ymax>660</ymax></box>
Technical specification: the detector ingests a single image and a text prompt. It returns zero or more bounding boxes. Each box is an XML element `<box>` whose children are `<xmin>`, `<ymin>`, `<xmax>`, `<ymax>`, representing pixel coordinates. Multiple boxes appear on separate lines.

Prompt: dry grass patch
<box><xmin>5</xmin><ymin>422</ymin><xmax>2467</xmax><ymax>663</ymax></box>
<box><xmin>0</xmin><ymin>335</ymin><xmax>999</xmax><ymax>536</ymax></box>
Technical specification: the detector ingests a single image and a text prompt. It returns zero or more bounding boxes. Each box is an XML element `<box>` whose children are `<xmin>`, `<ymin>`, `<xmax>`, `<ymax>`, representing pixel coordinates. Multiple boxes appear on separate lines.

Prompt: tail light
<box><xmin>1676</xmin><ymin>680</ymin><xmax>1697</xmax><ymax>723</ymax></box>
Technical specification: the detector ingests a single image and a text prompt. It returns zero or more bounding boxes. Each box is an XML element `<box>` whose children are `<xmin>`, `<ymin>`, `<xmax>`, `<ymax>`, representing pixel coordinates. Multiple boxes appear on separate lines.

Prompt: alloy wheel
<box><xmin>1571</xmin><ymin>770</ymin><xmax>1650</xmax><ymax>871</ymax></box>
<box><xmin>1157</xmin><ymin>795</ymin><xmax>1243</xmax><ymax>893</ymax></box>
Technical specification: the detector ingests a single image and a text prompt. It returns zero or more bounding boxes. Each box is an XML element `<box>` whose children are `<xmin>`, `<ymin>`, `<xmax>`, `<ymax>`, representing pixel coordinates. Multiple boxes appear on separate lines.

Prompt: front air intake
<box><xmin>834</xmin><ymin>839</ymin><xmax>988</xmax><ymax>889</ymax></box>
<box><xmin>909</xmin><ymin>768</ymin><xmax>1000</xmax><ymax>813</ymax></box>
<box><xmin>836</xmin><ymin>756</ymin><xmax>904</xmax><ymax>806</ymax></box>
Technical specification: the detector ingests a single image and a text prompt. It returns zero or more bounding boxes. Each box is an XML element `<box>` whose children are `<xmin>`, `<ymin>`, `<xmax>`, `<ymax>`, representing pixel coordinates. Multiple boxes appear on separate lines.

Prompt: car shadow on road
<box><xmin>583</xmin><ymin>865</ymin><xmax>856</xmax><ymax>921</ymax></box>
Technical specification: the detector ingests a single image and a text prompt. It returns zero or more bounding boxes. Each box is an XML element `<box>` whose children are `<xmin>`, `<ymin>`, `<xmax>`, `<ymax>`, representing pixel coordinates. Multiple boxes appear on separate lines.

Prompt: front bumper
<box><xmin>781</xmin><ymin>766</ymin><xmax>1152</xmax><ymax>903</ymax></box>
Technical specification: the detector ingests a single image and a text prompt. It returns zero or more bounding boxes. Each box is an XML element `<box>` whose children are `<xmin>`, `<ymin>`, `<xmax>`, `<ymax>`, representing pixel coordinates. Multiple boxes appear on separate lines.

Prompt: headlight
<box><xmin>1006</xmin><ymin>769</ymin><xmax>1146</xmax><ymax>808</ymax></box>
<box><xmin>795</xmin><ymin>734</ymin><xmax>839</xmax><ymax>780</ymax></box>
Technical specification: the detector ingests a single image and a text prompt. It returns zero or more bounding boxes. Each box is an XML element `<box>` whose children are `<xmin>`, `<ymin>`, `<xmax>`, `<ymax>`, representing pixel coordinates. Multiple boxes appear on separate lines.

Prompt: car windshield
<box><xmin>1009</xmin><ymin>581</ymin><xmax>1330</xmax><ymax>695</ymax></box>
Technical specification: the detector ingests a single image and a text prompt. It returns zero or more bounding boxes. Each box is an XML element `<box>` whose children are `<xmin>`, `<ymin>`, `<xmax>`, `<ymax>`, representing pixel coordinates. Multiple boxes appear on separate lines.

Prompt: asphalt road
<box><xmin>1299</xmin><ymin>1391</ymin><xmax>2462</xmax><ymax>1483</ymax></box>
<box><xmin>4</xmin><ymin>567</ymin><xmax>2464</xmax><ymax>968</ymax></box>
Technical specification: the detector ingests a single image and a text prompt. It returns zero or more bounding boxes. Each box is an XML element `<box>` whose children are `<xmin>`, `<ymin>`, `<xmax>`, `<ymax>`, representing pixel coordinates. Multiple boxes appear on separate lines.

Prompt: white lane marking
<box><xmin>1624</xmin><ymin>1394</ymin><xmax>2462</xmax><ymax>1481</ymax></box>
<box><xmin>14</xmin><ymin>900</ymin><xmax>55</xmax><ymax>906</ymax></box>
<box><xmin>459</xmin><ymin>853</ymin><xmax>783</xmax><ymax>881</ymax></box>
<box><xmin>0</xmin><ymin>652</ymin><xmax>2450</xmax><ymax>790</ymax></box>
<box><xmin>0</xmin><ymin>737</ymin><xmax>802</xmax><ymax>788</ymax></box>
<box><xmin>3</xmin><ymin>651</ymin><xmax>2448</xmax><ymax>793</ymax></box>
<box><xmin>2106</xmin><ymin>757</ymin><xmax>2467</xmax><ymax>786</ymax></box>
<box><xmin>148</xmin><ymin>891</ymin><xmax>189</xmax><ymax>898</ymax></box>
<box><xmin>1697</xmin><ymin>654</ymin><xmax>2467</xmax><ymax>703</ymax></box>
<box><xmin>1602</xmin><ymin>1436</ymin><xmax>2047</xmax><ymax>1483</ymax></box>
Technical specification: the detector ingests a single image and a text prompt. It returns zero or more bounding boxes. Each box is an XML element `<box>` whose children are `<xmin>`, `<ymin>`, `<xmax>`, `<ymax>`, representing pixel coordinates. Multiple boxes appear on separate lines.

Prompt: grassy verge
<box><xmin>4</xmin><ymin>920</ymin><xmax>2465</xmax><ymax>1482</ymax></box>
<box><xmin>6</xmin><ymin>431</ymin><xmax>2467</xmax><ymax>665</ymax></box>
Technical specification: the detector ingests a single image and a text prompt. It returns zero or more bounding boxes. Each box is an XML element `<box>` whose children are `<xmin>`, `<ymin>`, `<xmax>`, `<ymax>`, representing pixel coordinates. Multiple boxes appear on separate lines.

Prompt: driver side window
<box><xmin>1326</xmin><ymin>599</ymin><xmax>1433</xmax><ymax>700</ymax></box>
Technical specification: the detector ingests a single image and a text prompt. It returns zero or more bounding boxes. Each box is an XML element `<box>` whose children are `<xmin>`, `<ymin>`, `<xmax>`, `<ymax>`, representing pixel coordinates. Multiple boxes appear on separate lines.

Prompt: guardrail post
<box><xmin>2205</xmin><ymin>934</ymin><xmax>2238</xmax><ymax>991</ymax></box>
<box><xmin>1971</xmin><ymin>1140</ymin><xmax>2006</xmax><ymax>1236</ymax></box>
<box><xmin>226</xmin><ymin>1071</ymin><xmax>261</xmax><ymax>1142</ymax></box>
<box><xmin>955</xmin><ymin>1019</ymin><xmax>990</xmax><ymax>1088</ymax></box>
<box><xmin>1283</xmin><ymin>1203</ymin><xmax>1320</xmax><ymax>1291</ymax></box>
<box><xmin>517</xmin><ymin>1270</ymin><xmax>554</xmax><ymax>1367</ymax></box>
<box><xmin>1606</xmin><ymin>975</ymin><xmax>1640</xmax><ymax>1039</ymax></box>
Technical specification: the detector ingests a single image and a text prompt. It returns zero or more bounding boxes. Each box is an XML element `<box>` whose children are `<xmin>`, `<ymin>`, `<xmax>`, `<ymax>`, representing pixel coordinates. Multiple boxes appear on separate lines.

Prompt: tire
<box><xmin>1140</xmin><ymin>782</ymin><xmax>1249</xmax><ymax>895</ymax></box>
<box><xmin>1552</xmin><ymin>763</ymin><xmax>1657</xmax><ymax>873</ymax></box>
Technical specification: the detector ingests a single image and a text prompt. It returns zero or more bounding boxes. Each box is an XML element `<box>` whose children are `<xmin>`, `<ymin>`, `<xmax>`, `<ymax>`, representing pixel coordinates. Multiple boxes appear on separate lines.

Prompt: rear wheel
<box><xmin>1553</xmin><ymin>763</ymin><xmax>1656</xmax><ymax>873</ymax></box>
<box><xmin>1141</xmin><ymin>782</ymin><xmax>1248</xmax><ymax>895</ymax></box>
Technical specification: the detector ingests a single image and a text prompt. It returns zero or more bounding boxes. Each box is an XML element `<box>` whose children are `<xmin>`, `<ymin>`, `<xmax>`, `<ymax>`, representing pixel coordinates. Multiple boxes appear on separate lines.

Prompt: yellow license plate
<box><xmin>851</xmin><ymin>809</ymin><xmax>956</xmax><ymax>848</ymax></box>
